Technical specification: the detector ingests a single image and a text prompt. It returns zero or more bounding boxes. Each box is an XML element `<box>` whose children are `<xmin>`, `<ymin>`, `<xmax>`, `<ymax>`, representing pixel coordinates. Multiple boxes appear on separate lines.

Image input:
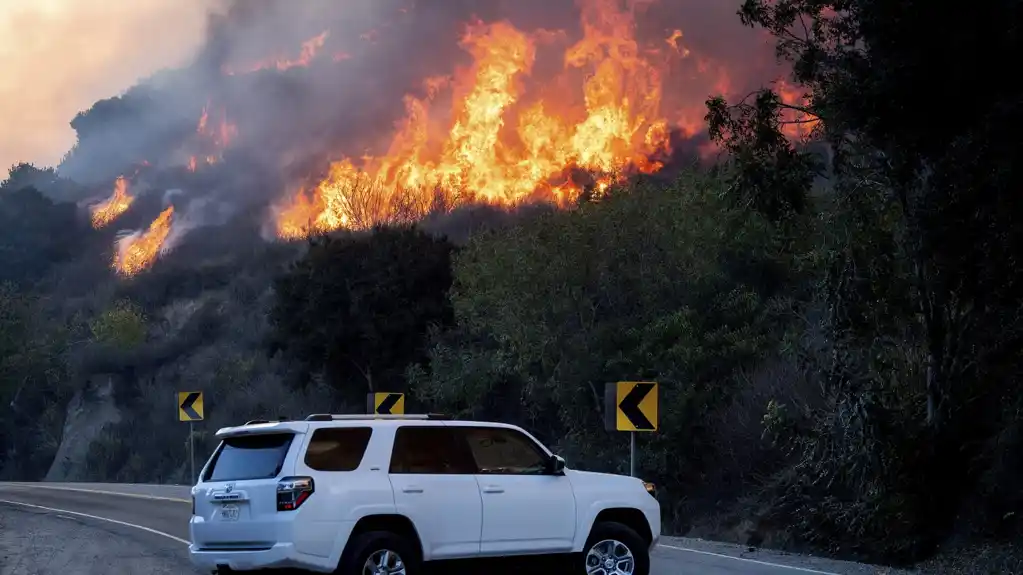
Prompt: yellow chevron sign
<box><xmin>178</xmin><ymin>391</ymin><xmax>204</xmax><ymax>421</ymax></box>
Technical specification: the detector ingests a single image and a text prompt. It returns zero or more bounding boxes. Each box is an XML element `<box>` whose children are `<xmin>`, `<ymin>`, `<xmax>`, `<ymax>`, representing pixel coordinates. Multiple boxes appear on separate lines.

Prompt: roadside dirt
<box><xmin>0</xmin><ymin>505</ymin><xmax>199</xmax><ymax>575</ymax></box>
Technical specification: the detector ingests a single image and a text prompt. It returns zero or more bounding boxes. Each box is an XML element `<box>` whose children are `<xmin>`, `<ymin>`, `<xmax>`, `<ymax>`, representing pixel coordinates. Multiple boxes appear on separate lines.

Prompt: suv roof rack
<box><xmin>304</xmin><ymin>413</ymin><xmax>452</xmax><ymax>421</ymax></box>
<box><xmin>244</xmin><ymin>416</ymin><xmax>291</xmax><ymax>425</ymax></box>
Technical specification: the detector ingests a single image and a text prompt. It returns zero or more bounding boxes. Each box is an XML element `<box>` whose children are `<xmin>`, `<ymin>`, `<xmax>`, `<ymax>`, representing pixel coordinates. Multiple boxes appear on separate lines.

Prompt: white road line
<box><xmin>0</xmin><ymin>498</ymin><xmax>191</xmax><ymax>546</ymax></box>
<box><xmin>0</xmin><ymin>483</ymin><xmax>190</xmax><ymax>504</ymax></box>
<box><xmin>659</xmin><ymin>544</ymin><xmax>841</xmax><ymax>574</ymax></box>
<box><xmin>3</xmin><ymin>483</ymin><xmax>845</xmax><ymax>574</ymax></box>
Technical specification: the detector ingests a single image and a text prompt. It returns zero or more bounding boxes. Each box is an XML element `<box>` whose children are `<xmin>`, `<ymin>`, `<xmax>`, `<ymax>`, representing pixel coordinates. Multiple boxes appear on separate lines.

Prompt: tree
<box><xmin>409</xmin><ymin>173</ymin><xmax>801</xmax><ymax>527</ymax></box>
<box><xmin>1</xmin><ymin>163</ymin><xmax>86</xmax><ymax>201</ymax></box>
<box><xmin>0</xmin><ymin>285</ymin><xmax>72</xmax><ymax>479</ymax></box>
<box><xmin>89</xmin><ymin>300</ymin><xmax>147</xmax><ymax>350</ymax></box>
<box><xmin>716</xmin><ymin>0</ymin><xmax>1023</xmax><ymax>428</ymax></box>
<box><xmin>270</xmin><ymin>226</ymin><xmax>456</xmax><ymax>398</ymax></box>
<box><xmin>707</xmin><ymin>0</ymin><xmax>1023</xmax><ymax>558</ymax></box>
<box><xmin>0</xmin><ymin>186</ymin><xmax>86</xmax><ymax>288</ymax></box>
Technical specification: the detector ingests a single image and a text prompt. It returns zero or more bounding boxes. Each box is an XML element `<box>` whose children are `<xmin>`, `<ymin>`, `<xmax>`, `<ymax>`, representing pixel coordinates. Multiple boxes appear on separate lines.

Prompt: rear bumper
<box><xmin>189</xmin><ymin>542</ymin><xmax>335</xmax><ymax>573</ymax></box>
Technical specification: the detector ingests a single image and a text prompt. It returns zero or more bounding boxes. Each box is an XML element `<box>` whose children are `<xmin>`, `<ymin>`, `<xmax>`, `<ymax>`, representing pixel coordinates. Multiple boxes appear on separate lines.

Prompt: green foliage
<box><xmin>89</xmin><ymin>300</ymin><xmax>146</xmax><ymax>350</ymax></box>
<box><xmin>706</xmin><ymin>90</ymin><xmax>818</xmax><ymax>222</ymax></box>
<box><xmin>0</xmin><ymin>185</ymin><xmax>87</xmax><ymax>288</ymax></box>
<box><xmin>410</xmin><ymin>173</ymin><xmax>799</xmax><ymax>520</ymax></box>
<box><xmin>0</xmin><ymin>285</ymin><xmax>73</xmax><ymax>479</ymax></box>
<box><xmin>271</xmin><ymin>225</ymin><xmax>456</xmax><ymax>399</ymax></box>
<box><xmin>709</xmin><ymin>0</ymin><xmax>1023</xmax><ymax>561</ymax></box>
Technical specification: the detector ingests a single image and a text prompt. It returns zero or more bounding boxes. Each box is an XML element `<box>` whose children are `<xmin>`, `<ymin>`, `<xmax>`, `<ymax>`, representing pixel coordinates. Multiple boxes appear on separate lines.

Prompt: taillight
<box><xmin>277</xmin><ymin>476</ymin><xmax>314</xmax><ymax>511</ymax></box>
<box><xmin>191</xmin><ymin>494</ymin><xmax>195</xmax><ymax>516</ymax></box>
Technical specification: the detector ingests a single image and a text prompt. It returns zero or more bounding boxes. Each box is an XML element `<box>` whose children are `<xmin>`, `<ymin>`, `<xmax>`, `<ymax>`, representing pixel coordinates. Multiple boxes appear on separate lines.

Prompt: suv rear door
<box><xmin>387</xmin><ymin>424</ymin><xmax>483</xmax><ymax>559</ymax></box>
<box><xmin>192</xmin><ymin>423</ymin><xmax>304</xmax><ymax>550</ymax></box>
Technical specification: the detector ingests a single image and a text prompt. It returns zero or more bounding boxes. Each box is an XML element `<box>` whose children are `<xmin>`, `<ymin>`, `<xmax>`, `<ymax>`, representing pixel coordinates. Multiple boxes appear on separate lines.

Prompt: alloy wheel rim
<box><xmin>585</xmin><ymin>539</ymin><xmax>635</xmax><ymax>575</ymax></box>
<box><xmin>362</xmin><ymin>548</ymin><xmax>406</xmax><ymax>575</ymax></box>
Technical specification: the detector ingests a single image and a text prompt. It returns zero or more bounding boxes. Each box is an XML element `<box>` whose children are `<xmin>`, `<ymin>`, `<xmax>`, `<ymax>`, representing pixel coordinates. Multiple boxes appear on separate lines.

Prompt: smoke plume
<box><xmin>9</xmin><ymin>0</ymin><xmax>805</xmax><ymax>276</ymax></box>
<box><xmin>0</xmin><ymin>0</ymin><xmax>220</xmax><ymax>171</ymax></box>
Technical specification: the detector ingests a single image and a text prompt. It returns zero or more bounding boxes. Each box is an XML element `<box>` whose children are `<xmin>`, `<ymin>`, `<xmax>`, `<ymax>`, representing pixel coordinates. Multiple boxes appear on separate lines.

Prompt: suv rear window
<box><xmin>205</xmin><ymin>433</ymin><xmax>294</xmax><ymax>482</ymax></box>
<box><xmin>304</xmin><ymin>427</ymin><xmax>373</xmax><ymax>471</ymax></box>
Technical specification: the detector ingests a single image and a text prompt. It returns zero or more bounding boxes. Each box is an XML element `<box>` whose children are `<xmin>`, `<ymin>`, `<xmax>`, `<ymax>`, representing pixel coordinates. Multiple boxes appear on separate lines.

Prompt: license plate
<box><xmin>219</xmin><ymin>504</ymin><xmax>240</xmax><ymax>521</ymax></box>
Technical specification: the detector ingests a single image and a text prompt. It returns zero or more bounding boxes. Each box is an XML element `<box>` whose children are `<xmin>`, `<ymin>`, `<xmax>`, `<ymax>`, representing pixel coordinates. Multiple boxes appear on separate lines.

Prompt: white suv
<box><xmin>189</xmin><ymin>414</ymin><xmax>661</xmax><ymax>575</ymax></box>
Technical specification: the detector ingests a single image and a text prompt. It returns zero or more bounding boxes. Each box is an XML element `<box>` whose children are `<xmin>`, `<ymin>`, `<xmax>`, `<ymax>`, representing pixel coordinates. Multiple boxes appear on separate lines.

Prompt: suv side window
<box><xmin>303</xmin><ymin>427</ymin><xmax>373</xmax><ymax>471</ymax></box>
<box><xmin>389</xmin><ymin>426</ymin><xmax>476</xmax><ymax>474</ymax></box>
<box><xmin>458</xmin><ymin>426</ymin><xmax>549</xmax><ymax>475</ymax></box>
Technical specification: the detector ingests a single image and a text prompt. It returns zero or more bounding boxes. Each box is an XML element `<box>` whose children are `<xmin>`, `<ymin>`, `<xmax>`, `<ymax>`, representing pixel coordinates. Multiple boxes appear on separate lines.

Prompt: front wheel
<box><xmin>336</xmin><ymin>530</ymin><xmax>421</xmax><ymax>575</ymax></box>
<box><xmin>581</xmin><ymin>521</ymin><xmax>650</xmax><ymax>575</ymax></box>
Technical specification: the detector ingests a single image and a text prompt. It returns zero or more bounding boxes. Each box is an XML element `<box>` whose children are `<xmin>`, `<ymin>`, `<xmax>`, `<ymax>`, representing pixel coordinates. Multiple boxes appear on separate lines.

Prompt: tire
<box><xmin>336</xmin><ymin>530</ymin><xmax>422</xmax><ymax>575</ymax></box>
<box><xmin>580</xmin><ymin>521</ymin><xmax>650</xmax><ymax>575</ymax></box>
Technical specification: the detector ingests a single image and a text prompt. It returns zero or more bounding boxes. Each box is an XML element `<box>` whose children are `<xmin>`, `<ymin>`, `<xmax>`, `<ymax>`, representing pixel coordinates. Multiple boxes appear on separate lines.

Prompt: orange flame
<box><xmin>666</xmin><ymin>29</ymin><xmax>690</xmax><ymax>57</ymax></box>
<box><xmin>113</xmin><ymin>206</ymin><xmax>175</xmax><ymax>277</ymax></box>
<box><xmin>188</xmin><ymin>103</ymin><xmax>237</xmax><ymax>170</ymax></box>
<box><xmin>776</xmin><ymin>80</ymin><xmax>819</xmax><ymax>139</ymax></box>
<box><xmin>275</xmin><ymin>0</ymin><xmax>673</xmax><ymax>238</ymax></box>
<box><xmin>223</xmin><ymin>31</ymin><xmax>330</xmax><ymax>75</ymax></box>
<box><xmin>90</xmin><ymin>176</ymin><xmax>135</xmax><ymax>229</ymax></box>
<box><xmin>197</xmin><ymin>106</ymin><xmax>209</xmax><ymax>134</ymax></box>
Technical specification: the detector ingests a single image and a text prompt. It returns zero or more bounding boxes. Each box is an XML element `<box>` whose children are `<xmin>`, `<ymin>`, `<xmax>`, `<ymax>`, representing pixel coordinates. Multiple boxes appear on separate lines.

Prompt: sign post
<box><xmin>178</xmin><ymin>391</ymin><xmax>205</xmax><ymax>482</ymax></box>
<box><xmin>630</xmin><ymin>430</ymin><xmax>637</xmax><ymax>478</ymax></box>
<box><xmin>367</xmin><ymin>392</ymin><xmax>405</xmax><ymax>415</ymax></box>
<box><xmin>604</xmin><ymin>382</ymin><xmax>658</xmax><ymax>477</ymax></box>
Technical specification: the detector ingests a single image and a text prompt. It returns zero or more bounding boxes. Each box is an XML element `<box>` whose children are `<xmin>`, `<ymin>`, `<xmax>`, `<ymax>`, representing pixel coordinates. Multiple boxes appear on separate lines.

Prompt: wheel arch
<box><xmin>590</xmin><ymin>507</ymin><xmax>654</xmax><ymax>546</ymax></box>
<box><xmin>339</xmin><ymin>513</ymin><xmax>425</xmax><ymax>563</ymax></box>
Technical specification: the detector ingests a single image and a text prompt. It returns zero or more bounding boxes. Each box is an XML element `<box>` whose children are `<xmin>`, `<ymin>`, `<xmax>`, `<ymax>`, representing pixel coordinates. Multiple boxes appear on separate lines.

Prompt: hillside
<box><xmin>3</xmin><ymin>0</ymin><xmax>1023</xmax><ymax>572</ymax></box>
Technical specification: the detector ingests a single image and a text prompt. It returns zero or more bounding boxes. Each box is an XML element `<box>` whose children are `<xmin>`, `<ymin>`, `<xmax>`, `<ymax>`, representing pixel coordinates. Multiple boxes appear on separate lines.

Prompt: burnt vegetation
<box><xmin>2</xmin><ymin>0</ymin><xmax>1022</xmax><ymax>570</ymax></box>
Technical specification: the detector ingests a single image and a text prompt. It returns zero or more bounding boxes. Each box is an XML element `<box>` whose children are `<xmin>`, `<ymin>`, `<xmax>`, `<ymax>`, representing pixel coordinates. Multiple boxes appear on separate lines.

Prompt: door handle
<box><xmin>402</xmin><ymin>486</ymin><xmax>424</xmax><ymax>494</ymax></box>
<box><xmin>481</xmin><ymin>486</ymin><xmax>504</xmax><ymax>494</ymax></box>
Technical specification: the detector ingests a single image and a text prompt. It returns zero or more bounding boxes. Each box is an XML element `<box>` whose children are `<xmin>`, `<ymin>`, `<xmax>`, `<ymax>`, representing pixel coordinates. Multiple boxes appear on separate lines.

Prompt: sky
<box><xmin>0</xmin><ymin>0</ymin><xmax>217</xmax><ymax>173</ymax></box>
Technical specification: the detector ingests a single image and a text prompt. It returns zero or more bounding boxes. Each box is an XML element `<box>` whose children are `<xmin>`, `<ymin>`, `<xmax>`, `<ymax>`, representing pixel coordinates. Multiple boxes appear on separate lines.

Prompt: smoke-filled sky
<box><xmin>0</xmin><ymin>0</ymin><xmax>219</xmax><ymax>172</ymax></box>
<box><xmin>2</xmin><ymin>0</ymin><xmax>787</xmax><ymax>188</ymax></box>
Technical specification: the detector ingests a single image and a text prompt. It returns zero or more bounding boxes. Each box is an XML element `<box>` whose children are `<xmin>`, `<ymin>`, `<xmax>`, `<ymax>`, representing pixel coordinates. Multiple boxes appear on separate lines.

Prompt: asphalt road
<box><xmin>0</xmin><ymin>483</ymin><xmax>894</xmax><ymax>575</ymax></box>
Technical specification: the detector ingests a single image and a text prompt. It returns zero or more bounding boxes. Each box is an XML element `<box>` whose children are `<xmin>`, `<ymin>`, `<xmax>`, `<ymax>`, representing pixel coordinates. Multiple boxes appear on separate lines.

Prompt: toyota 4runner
<box><xmin>189</xmin><ymin>414</ymin><xmax>661</xmax><ymax>575</ymax></box>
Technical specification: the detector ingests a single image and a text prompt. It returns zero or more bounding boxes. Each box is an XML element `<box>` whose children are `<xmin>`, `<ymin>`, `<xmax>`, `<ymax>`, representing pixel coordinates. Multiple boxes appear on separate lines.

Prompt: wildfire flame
<box><xmin>90</xmin><ymin>176</ymin><xmax>135</xmax><ymax>229</ymax></box>
<box><xmin>776</xmin><ymin>80</ymin><xmax>819</xmax><ymax>139</ymax></box>
<box><xmin>188</xmin><ymin>103</ymin><xmax>237</xmax><ymax>171</ymax></box>
<box><xmin>113</xmin><ymin>206</ymin><xmax>175</xmax><ymax>277</ymax></box>
<box><xmin>223</xmin><ymin>31</ymin><xmax>330</xmax><ymax>75</ymax></box>
<box><xmin>275</xmin><ymin>0</ymin><xmax>674</xmax><ymax>238</ymax></box>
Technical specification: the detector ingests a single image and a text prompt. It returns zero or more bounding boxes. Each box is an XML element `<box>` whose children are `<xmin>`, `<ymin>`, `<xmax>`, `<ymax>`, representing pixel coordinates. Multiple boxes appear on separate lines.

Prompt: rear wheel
<box><xmin>337</xmin><ymin>530</ymin><xmax>421</xmax><ymax>575</ymax></box>
<box><xmin>581</xmin><ymin>521</ymin><xmax>650</xmax><ymax>575</ymax></box>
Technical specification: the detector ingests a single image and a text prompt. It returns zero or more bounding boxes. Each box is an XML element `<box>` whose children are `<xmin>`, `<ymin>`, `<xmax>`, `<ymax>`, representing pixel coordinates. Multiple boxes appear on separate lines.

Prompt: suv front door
<box><xmin>453</xmin><ymin>425</ymin><xmax>577</xmax><ymax>555</ymax></box>
<box><xmin>387</xmin><ymin>425</ymin><xmax>482</xmax><ymax>559</ymax></box>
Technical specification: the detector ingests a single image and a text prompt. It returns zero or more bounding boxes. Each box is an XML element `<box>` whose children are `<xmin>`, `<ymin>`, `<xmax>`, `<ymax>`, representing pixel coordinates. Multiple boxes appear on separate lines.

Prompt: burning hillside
<box><xmin>113</xmin><ymin>205</ymin><xmax>175</xmax><ymax>277</ymax></box>
<box><xmin>90</xmin><ymin>176</ymin><xmax>135</xmax><ymax>229</ymax></box>
<box><xmin>60</xmin><ymin>0</ymin><xmax>811</xmax><ymax>276</ymax></box>
<box><xmin>188</xmin><ymin>103</ymin><xmax>238</xmax><ymax>172</ymax></box>
<box><xmin>274</xmin><ymin>0</ymin><xmax>700</xmax><ymax>238</ymax></box>
<box><xmin>222</xmin><ymin>31</ymin><xmax>331</xmax><ymax>75</ymax></box>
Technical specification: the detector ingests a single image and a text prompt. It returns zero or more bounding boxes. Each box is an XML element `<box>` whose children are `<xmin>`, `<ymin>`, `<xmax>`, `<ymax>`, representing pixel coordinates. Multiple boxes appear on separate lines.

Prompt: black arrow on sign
<box><xmin>180</xmin><ymin>392</ymin><xmax>202</xmax><ymax>420</ymax></box>
<box><xmin>618</xmin><ymin>383</ymin><xmax>655</xmax><ymax>430</ymax></box>
<box><xmin>377</xmin><ymin>393</ymin><xmax>402</xmax><ymax>415</ymax></box>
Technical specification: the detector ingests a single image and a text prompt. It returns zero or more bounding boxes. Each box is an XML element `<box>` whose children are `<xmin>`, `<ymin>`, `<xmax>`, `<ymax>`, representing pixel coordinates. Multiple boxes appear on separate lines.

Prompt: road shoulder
<box><xmin>0</xmin><ymin>503</ymin><xmax>198</xmax><ymax>575</ymax></box>
<box><xmin>658</xmin><ymin>536</ymin><xmax>915</xmax><ymax>574</ymax></box>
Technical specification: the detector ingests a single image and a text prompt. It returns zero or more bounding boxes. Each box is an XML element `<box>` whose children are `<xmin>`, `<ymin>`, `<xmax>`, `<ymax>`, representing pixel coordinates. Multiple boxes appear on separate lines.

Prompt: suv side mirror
<box><xmin>547</xmin><ymin>454</ymin><xmax>566</xmax><ymax>475</ymax></box>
